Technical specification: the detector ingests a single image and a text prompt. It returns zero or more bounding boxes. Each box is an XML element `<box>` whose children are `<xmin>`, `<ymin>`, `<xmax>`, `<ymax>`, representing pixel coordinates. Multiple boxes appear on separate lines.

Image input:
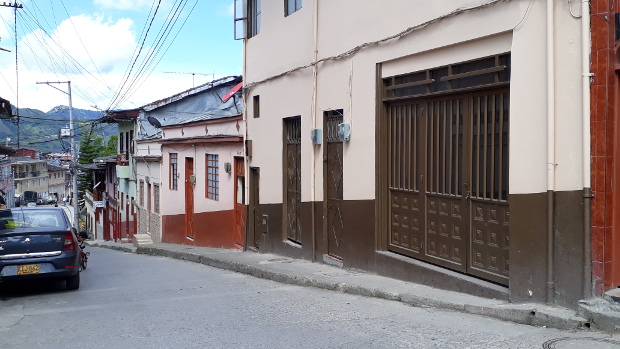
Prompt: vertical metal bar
<box><xmin>403</xmin><ymin>105</ymin><xmax>408</xmax><ymax>190</ymax></box>
<box><xmin>498</xmin><ymin>94</ymin><xmax>504</xmax><ymax>201</ymax></box>
<box><xmin>475</xmin><ymin>97</ymin><xmax>481</xmax><ymax>198</ymax></box>
<box><xmin>411</xmin><ymin>104</ymin><xmax>418</xmax><ymax>190</ymax></box>
<box><xmin>455</xmin><ymin>99</ymin><xmax>461</xmax><ymax>196</ymax></box>
<box><xmin>490</xmin><ymin>94</ymin><xmax>496</xmax><ymax>200</ymax></box>
<box><xmin>396</xmin><ymin>106</ymin><xmax>403</xmax><ymax>189</ymax></box>
<box><xmin>448</xmin><ymin>100</ymin><xmax>453</xmax><ymax>195</ymax></box>
<box><xmin>407</xmin><ymin>104</ymin><xmax>412</xmax><ymax>191</ymax></box>
<box><xmin>390</xmin><ymin>107</ymin><xmax>395</xmax><ymax>188</ymax></box>
<box><xmin>441</xmin><ymin>100</ymin><xmax>447</xmax><ymax>194</ymax></box>
<box><xmin>427</xmin><ymin>104</ymin><xmax>433</xmax><ymax>193</ymax></box>
<box><xmin>482</xmin><ymin>96</ymin><xmax>489</xmax><ymax>200</ymax></box>
<box><xmin>435</xmin><ymin>102</ymin><xmax>440</xmax><ymax>193</ymax></box>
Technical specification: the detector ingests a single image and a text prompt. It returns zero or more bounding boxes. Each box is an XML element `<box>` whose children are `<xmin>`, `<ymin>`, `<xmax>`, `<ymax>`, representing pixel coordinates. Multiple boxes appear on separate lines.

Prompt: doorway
<box><xmin>185</xmin><ymin>157</ymin><xmax>195</xmax><ymax>240</ymax></box>
<box><xmin>249</xmin><ymin>167</ymin><xmax>260</xmax><ymax>249</ymax></box>
<box><xmin>386</xmin><ymin>89</ymin><xmax>509</xmax><ymax>285</ymax></box>
<box><xmin>324</xmin><ymin>110</ymin><xmax>345</xmax><ymax>260</ymax></box>
<box><xmin>234</xmin><ymin>157</ymin><xmax>245</xmax><ymax>248</ymax></box>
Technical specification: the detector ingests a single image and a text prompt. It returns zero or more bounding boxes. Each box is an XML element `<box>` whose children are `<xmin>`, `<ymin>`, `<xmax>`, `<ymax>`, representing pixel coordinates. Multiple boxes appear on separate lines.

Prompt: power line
<box><xmin>106</xmin><ymin>0</ymin><xmax>163</xmax><ymax>110</ymax></box>
<box><xmin>112</xmin><ymin>0</ymin><xmax>198</xmax><ymax>109</ymax></box>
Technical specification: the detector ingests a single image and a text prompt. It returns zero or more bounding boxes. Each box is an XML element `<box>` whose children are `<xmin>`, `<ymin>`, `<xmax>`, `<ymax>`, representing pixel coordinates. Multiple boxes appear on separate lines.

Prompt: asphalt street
<box><xmin>0</xmin><ymin>247</ymin><xmax>619</xmax><ymax>349</ymax></box>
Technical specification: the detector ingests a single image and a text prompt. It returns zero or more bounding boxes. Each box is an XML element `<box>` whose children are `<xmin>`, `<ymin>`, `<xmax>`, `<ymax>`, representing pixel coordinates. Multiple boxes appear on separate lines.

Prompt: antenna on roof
<box><xmin>162</xmin><ymin>71</ymin><xmax>215</xmax><ymax>88</ymax></box>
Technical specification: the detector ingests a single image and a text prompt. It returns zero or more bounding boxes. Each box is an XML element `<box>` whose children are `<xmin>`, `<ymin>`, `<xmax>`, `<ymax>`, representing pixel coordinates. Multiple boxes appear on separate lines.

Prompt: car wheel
<box><xmin>66</xmin><ymin>273</ymin><xmax>80</xmax><ymax>290</ymax></box>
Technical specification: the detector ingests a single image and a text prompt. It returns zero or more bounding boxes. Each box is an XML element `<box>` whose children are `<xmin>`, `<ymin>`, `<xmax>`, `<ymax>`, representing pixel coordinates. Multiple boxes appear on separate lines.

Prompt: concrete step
<box><xmin>578</xmin><ymin>296</ymin><xmax>620</xmax><ymax>332</ymax></box>
<box><xmin>133</xmin><ymin>233</ymin><xmax>154</xmax><ymax>248</ymax></box>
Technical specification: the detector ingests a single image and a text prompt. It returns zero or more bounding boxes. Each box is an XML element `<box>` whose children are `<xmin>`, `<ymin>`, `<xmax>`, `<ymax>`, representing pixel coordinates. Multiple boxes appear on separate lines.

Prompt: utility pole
<box><xmin>36</xmin><ymin>81</ymin><xmax>79</xmax><ymax>231</ymax></box>
<box><xmin>2</xmin><ymin>2</ymin><xmax>22</xmax><ymax>149</ymax></box>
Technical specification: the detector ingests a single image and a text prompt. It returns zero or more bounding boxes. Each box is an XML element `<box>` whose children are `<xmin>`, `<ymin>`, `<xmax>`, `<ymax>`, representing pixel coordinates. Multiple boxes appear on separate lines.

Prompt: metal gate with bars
<box><xmin>387</xmin><ymin>89</ymin><xmax>509</xmax><ymax>285</ymax></box>
<box><xmin>285</xmin><ymin>117</ymin><xmax>302</xmax><ymax>243</ymax></box>
<box><xmin>325</xmin><ymin>110</ymin><xmax>345</xmax><ymax>260</ymax></box>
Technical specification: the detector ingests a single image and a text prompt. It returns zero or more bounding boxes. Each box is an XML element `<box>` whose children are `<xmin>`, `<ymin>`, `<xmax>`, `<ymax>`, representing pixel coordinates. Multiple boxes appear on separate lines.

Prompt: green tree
<box><xmin>77</xmin><ymin>127</ymin><xmax>105</xmax><ymax>209</ymax></box>
<box><xmin>102</xmin><ymin>135</ymin><xmax>118</xmax><ymax>156</ymax></box>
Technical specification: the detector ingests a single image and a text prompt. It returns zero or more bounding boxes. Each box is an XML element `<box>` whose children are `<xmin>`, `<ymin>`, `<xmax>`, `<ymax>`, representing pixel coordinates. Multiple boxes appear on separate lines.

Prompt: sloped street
<box><xmin>0</xmin><ymin>247</ymin><xmax>618</xmax><ymax>349</ymax></box>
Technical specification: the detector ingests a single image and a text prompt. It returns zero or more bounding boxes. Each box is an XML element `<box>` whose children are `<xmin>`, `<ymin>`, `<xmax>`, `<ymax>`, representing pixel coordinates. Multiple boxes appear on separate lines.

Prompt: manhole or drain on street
<box><xmin>542</xmin><ymin>337</ymin><xmax>620</xmax><ymax>348</ymax></box>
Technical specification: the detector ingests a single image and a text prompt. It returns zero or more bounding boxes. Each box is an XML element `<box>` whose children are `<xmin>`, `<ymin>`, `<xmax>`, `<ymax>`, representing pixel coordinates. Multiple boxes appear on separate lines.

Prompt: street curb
<box><xmin>131</xmin><ymin>244</ymin><xmax>592</xmax><ymax>332</ymax></box>
<box><xmin>86</xmin><ymin>241</ymin><xmax>136</xmax><ymax>253</ymax></box>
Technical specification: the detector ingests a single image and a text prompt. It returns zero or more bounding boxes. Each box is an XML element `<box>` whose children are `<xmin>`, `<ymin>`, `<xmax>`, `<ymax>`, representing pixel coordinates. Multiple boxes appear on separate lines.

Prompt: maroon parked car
<box><xmin>0</xmin><ymin>207</ymin><xmax>80</xmax><ymax>290</ymax></box>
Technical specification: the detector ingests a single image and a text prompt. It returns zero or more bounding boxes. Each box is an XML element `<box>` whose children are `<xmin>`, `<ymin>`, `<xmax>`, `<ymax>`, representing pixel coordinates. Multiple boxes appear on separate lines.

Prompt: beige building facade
<box><xmin>242</xmin><ymin>0</ymin><xmax>591</xmax><ymax>308</ymax></box>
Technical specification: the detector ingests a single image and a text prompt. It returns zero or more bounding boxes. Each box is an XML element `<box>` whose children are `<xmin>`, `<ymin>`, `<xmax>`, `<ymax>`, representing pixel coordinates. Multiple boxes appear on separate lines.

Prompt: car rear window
<box><xmin>0</xmin><ymin>209</ymin><xmax>66</xmax><ymax>232</ymax></box>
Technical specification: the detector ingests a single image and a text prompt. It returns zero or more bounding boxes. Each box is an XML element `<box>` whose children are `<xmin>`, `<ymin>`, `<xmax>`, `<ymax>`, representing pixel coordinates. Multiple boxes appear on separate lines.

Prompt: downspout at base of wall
<box><xmin>581</xmin><ymin>0</ymin><xmax>592</xmax><ymax>300</ymax></box>
<box><xmin>584</xmin><ymin>188</ymin><xmax>593</xmax><ymax>298</ymax></box>
<box><xmin>546</xmin><ymin>0</ymin><xmax>556</xmax><ymax>305</ymax></box>
<box><xmin>310</xmin><ymin>0</ymin><xmax>319</xmax><ymax>263</ymax></box>
<box><xmin>547</xmin><ymin>190</ymin><xmax>555</xmax><ymax>304</ymax></box>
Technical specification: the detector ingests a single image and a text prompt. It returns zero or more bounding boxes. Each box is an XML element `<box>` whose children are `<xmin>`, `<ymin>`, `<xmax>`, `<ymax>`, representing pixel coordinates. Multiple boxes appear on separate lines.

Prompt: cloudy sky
<box><xmin>0</xmin><ymin>0</ymin><xmax>241</xmax><ymax>113</ymax></box>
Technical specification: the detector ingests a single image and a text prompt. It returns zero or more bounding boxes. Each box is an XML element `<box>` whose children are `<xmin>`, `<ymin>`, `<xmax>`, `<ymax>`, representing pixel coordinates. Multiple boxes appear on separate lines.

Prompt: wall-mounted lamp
<box><xmin>224</xmin><ymin>162</ymin><xmax>232</xmax><ymax>174</ymax></box>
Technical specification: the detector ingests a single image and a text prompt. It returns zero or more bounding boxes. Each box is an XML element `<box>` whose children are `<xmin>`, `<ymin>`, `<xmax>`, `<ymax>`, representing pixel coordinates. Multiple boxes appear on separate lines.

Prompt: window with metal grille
<box><xmin>206</xmin><ymin>154</ymin><xmax>219</xmax><ymax>201</ymax></box>
<box><xmin>170</xmin><ymin>153</ymin><xmax>178</xmax><ymax>190</ymax></box>
<box><xmin>384</xmin><ymin>54</ymin><xmax>511</xmax><ymax>100</ymax></box>
<box><xmin>139</xmin><ymin>180</ymin><xmax>144</xmax><ymax>206</ymax></box>
<box><xmin>147</xmin><ymin>183</ymin><xmax>152</xmax><ymax>212</ymax></box>
<box><xmin>285</xmin><ymin>0</ymin><xmax>302</xmax><ymax>16</ymax></box>
<box><xmin>154</xmin><ymin>184</ymin><xmax>160</xmax><ymax>213</ymax></box>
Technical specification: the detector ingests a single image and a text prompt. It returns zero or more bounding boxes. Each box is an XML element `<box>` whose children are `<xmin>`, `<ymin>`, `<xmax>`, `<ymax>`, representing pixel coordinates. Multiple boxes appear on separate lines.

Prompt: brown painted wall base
<box><xmin>162</xmin><ymin>209</ymin><xmax>238</xmax><ymax>249</ymax></box>
<box><xmin>252</xmin><ymin>191</ymin><xmax>586</xmax><ymax>307</ymax></box>
<box><xmin>510</xmin><ymin>190</ymin><xmax>585</xmax><ymax>308</ymax></box>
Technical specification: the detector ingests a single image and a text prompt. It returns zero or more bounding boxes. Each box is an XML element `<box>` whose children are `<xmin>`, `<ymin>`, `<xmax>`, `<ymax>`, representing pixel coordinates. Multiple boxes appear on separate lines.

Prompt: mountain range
<box><xmin>1</xmin><ymin>106</ymin><xmax>116</xmax><ymax>153</ymax></box>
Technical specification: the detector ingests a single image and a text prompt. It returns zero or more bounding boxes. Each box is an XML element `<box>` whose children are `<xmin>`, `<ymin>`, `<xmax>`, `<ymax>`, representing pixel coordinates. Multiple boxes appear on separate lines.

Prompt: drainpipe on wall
<box><xmin>243</xmin><ymin>21</ymin><xmax>249</xmax><ymax>251</ymax></box>
<box><xmin>581</xmin><ymin>0</ymin><xmax>593</xmax><ymax>299</ymax></box>
<box><xmin>310</xmin><ymin>0</ymin><xmax>319</xmax><ymax>262</ymax></box>
<box><xmin>546</xmin><ymin>0</ymin><xmax>556</xmax><ymax>305</ymax></box>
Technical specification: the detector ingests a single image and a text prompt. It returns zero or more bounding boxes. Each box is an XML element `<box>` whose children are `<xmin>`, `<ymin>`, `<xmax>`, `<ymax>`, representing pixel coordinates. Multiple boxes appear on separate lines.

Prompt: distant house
<box><xmin>12</xmin><ymin>147</ymin><xmax>41</xmax><ymax>160</ymax></box>
<box><xmin>46</xmin><ymin>164</ymin><xmax>67</xmax><ymax>202</ymax></box>
<box><xmin>94</xmin><ymin>156</ymin><xmax>118</xmax><ymax>241</ymax></box>
<box><xmin>78</xmin><ymin>156</ymin><xmax>116</xmax><ymax>240</ymax></box>
<box><xmin>0</xmin><ymin>146</ymin><xmax>15</xmax><ymax>207</ymax></box>
<box><xmin>11</xmin><ymin>158</ymin><xmax>49</xmax><ymax>200</ymax></box>
<box><xmin>137</xmin><ymin>76</ymin><xmax>244</xmax><ymax>247</ymax></box>
<box><xmin>100</xmin><ymin>109</ymin><xmax>140</xmax><ymax>243</ymax></box>
<box><xmin>0</xmin><ymin>96</ymin><xmax>12</xmax><ymax>119</ymax></box>
<box><xmin>100</xmin><ymin>76</ymin><xmax>244</xmax><ymax>246</ymax></box>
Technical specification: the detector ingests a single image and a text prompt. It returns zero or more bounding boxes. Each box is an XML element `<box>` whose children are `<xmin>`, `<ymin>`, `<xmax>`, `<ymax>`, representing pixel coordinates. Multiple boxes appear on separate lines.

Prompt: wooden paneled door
<box><xmin>387</xmin><ymin>89</ymin><xmax>509</xmax><ymax>285</ymax></box>
<box><xmin>249</xmin><ymin>167</ymin><xmax>261</xmax><ymax>250</ymax></box>
<box><xmin>234</xmin><ymin>157</ymin><xmax>245</xmax><ymax>248</ymax></box>
<box><xmin>185</xmin><ymin>157</ymin><xmax>195</xmax><ymax>241</ymax></box>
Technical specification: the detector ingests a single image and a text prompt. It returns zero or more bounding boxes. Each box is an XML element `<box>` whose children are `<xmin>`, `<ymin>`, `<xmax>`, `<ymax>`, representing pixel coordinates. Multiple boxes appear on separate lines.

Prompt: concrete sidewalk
<box><xmin>86</xmin><ymin>240</ymin><xmax>620</xmax><ymax>333</ymax></box>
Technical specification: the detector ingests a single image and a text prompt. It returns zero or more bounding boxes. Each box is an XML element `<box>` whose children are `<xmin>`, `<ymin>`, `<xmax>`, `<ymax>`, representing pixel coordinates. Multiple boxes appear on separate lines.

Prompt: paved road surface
<box><xmin>0</xmin><ymin>247</ymin><xmax>618</xmax><ymax>349</ymax></box>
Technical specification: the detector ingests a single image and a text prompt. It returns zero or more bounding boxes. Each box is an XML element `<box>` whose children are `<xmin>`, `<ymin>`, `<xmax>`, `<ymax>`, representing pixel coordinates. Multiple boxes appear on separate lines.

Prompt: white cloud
<box><xmin>93</xmin><ymin>0</ymin><xmax>154</xmax><ymax>11</ymax></box>
<box><xmin>0</xmin><ymin>14</ymin><xmax>144</xmax><ymax>111</ymax></box>
<box><xmin>0</xmin><ymin>4</ymin><xmax>237</xmax><ymax>113</ymax></box>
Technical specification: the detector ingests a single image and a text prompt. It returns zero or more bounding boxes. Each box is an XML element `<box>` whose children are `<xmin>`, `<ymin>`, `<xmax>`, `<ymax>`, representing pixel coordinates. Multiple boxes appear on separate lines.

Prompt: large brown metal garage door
<box><xmin>387</xmin><ymin>89</ymin><xmax>509</xmax><ymax>285</ymax></box>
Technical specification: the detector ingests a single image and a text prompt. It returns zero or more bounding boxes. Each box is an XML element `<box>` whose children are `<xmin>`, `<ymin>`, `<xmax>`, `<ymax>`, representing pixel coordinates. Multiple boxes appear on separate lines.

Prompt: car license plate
<box><xmin>17</xmin><ymin>264</ymin><xmax>40</xmax><ymax>275</ymax></box>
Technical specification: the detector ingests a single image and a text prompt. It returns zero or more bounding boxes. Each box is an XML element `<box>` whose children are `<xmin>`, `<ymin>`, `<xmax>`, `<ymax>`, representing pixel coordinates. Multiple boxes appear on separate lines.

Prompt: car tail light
<box><xmin>62</xmin><ymin>231</ymin><xmax>76</xmax><ymax>251</ymax></box>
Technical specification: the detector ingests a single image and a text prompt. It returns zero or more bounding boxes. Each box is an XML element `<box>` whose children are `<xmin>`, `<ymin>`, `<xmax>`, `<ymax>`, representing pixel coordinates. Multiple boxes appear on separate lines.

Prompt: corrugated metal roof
<box><xmin>137</xmin><ymin>76</ymin><xmax>243</xmax><ymax>140</ymax></box>
<box><xmin>142</xmin><ymin>76</ymin><xmax>240</xmax><ymax>111</ymax></box>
